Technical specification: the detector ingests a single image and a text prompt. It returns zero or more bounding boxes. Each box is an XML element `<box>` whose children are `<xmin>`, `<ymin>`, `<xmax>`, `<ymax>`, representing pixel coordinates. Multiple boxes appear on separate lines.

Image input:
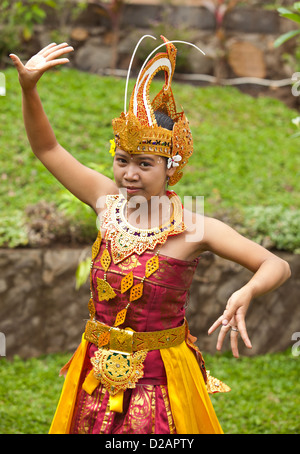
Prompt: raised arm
<box><xmin>201</xmin><ymin>217</ymin><xmax>291</xmax><ymax>357</ymax></box>
<box><xmin>10</xmin><ymin>43</ymin><xmax>117</xmax><ymax>212</ymax></box>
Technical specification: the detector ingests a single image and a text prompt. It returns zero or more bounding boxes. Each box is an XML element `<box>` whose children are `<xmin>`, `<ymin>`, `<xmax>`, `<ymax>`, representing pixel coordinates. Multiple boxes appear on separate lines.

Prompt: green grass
<box><xmin>1</xmin><ymin>67</ymin><xmax>300</xmax><ymax>249</ymax></box>
<box><xmin>207</xmin><ymin>350</ymin><xmax>300</xmax><ymax>434</ymax></box>
<box><xmin>0</xmin><ymin>349</ymin><xmax>298</xmax><ymax>434</ymax></box>
<box><xmin>0</xmin><ymin>352</ymin><xmax>69</xmax><ymax>434</ymax></box>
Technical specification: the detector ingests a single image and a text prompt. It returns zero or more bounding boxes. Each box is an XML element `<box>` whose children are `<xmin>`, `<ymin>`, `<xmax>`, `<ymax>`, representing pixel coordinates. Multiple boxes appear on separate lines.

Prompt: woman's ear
<box><xmin>166</xmin><ymin>165</ymin><xmax>176</xmax><ymax>179</ymax></box>
<box><xmin>165</xmin><ymin>165</ymin><xmax>176</xmax><ymax>187</ymax></box>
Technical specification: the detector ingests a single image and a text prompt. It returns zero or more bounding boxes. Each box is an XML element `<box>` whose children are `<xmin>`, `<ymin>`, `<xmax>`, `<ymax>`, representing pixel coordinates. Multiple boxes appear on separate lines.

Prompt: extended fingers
<box><xmin>37</xmin><ymin>43</ymin><xmax>57</xmax><ymax>55</ymax></box>
<box><xmin>216</xmin><ymin>324</ymin><xmax>240</xmax><ymax>357</ymax></box>
<box><xmin>230</xmin><ymin>328</ymin><xmax>240</xmax><ymax>358</ymax></box>
<box><xmin>42</xmin><ymin>43</ymin><xmax>74</xmax><ymax>60</ymax></box>
<box><xmin>216</xmin><ymin>323</ymin><xmax>231</xmax><ymax>351</ymax></box>
<box><xmin>37</xmin><ymin>42</ymin><xmax>69</xmax><ymax>56</ymax></box>
<box><xmin>210</xmin><ymin>316</ymin><xmax>252</xmax><ymax>357</ymax></box>
<box><xmin>43</xmin><ymin>58</ymin><xmax>71</xmax><ymax>70</ymax></box>
<box><xmin>208</xmin><ymin>290</ymin><xmax>253</xmax><ymax>356</ymax></box>
<box><xmin>9</xmin><ymin>54</ymin><xmax>24</xmax><ymax>71</ymax></box>
<box><xmin>28</xmin><ymin>44</ymin><xmax>73</xmax><ymax>71</ymax></box>
<box><xmin>207</xmin><ymin>315</ymin><xmax>223</xmax><ymax>335</ymax></box>
<box><xmin>207</xmin><ymin>303</ymin><xmax>234</xmax><ymax>335</ymax></box>
<box><xmin>235</xmin><ymin>317</ymin><xmax>252</xmax><ymax>350</ymax></box>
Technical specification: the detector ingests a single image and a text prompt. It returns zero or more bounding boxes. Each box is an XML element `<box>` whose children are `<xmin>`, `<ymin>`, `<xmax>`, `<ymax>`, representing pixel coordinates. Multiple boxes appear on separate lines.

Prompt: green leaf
<box><xmin>277</xmin><ymin>7</ymin><xmax>293</xmax><ymax>15</ymax></box>
<box><xmin>75</xmin><ymin>257</ymin><xmax>91</xmax><ymax>290</ymax></box>
<box><xmin>31</xmin><ymin>5</ymin><xmax>46</xmax><ymax>20</ymax></box>
<box><xmin>44</xmin><ymin>0</ymin><xmax>57</xmax><ymax>7</ymax></box>
<box><xmin>274</xmin><ymin>29</ymin><xmax>300</xmax><ymax>47</ymax></box>
<box><xmin>293</xmin><ymin>2</ymin><xmax>300</xmax><ymax>12</ymax></box>
<box><xmin>22</xmin><ymin>25</ymin><xmax>33</xmax><ymax>41</ymax></box>
<box><xmin>278</xmin><ymin>12</ymin><xmax>300</xmax><ymax>24</ymax></box>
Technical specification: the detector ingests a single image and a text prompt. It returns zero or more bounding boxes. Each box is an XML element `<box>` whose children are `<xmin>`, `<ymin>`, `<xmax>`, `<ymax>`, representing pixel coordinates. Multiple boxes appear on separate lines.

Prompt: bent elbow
<box><xmin>281</xmin><ymin>259</ymin><xmax>291</xmax><ymax>282</ymax></box>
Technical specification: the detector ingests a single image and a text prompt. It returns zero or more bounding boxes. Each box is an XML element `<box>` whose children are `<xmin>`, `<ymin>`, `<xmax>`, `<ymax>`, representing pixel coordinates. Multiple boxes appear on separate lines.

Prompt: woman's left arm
<box><xmin>201</xmin><ymin>217</ymin><xmax>291</xmax><ymax>357</ymax></box>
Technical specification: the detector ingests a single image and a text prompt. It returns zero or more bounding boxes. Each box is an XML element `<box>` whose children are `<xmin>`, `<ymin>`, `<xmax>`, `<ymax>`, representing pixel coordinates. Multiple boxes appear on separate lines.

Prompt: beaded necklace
<box><xmin>102</xmin><ymin>190</ymin><xmax>185</xmax><ymax>263</ymax></box>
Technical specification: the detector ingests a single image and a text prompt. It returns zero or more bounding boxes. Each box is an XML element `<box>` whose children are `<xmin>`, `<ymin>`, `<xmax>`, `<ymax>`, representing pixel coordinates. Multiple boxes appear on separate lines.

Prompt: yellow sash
<box><xmin>49</xmin><ymin>334</ymin><xmax>88</xmax><ymax>434</ymax></box>
<box><xmin>160</xmin><ymin>341</ymin><xmax>224</xmax><ymax>434</ymax></box>
<box><xmin>49</xmin><ymin>338</ymin><xmax>223</xmax><ymax>434</ymax></box>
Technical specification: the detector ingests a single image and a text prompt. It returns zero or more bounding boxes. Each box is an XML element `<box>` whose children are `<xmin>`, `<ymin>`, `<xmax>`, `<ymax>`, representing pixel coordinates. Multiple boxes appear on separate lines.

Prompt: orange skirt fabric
<box><xmin>49</xmin><ymin>337</ymin><xmax>224</xmax><ymax>434</ymax></box>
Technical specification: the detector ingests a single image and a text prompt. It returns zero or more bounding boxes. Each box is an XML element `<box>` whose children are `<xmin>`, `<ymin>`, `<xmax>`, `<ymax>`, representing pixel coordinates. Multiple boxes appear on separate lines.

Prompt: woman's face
<box><xmin>113</xmin><ymin>148</ymin><xmax>174</xmax><ymax>201</ymax></box>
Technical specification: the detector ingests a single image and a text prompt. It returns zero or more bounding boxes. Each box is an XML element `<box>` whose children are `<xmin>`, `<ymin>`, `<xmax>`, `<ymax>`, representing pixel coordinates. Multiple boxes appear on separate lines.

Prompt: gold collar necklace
<box><xmin>102</xmin><ymin>190</ymin><xmax>186</xmax><ymax>264</ymax></box>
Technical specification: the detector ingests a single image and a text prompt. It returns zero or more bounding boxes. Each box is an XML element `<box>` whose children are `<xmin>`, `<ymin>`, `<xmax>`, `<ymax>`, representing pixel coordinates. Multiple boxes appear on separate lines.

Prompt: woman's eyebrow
<box><xmin>135</xmin><ymin>155</ymin><xmax>155</xmax><ymax>162</ymax></box>
<box><xmin>115</xmin><ymin>151</ymin><xmax>126</xmax><ymax>156</ymax></box>
<box><xmin>115</xmin><ymin>151</ymin><xmax>155</xmax><ymax>163</ymax></box>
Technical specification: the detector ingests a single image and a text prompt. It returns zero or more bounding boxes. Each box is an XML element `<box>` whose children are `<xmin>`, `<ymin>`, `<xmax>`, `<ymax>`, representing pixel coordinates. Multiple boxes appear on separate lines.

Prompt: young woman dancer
<box><xmin>10</xmin><ymin>38</ymin><xmax>290</xmax><ymax>434</ymax></box>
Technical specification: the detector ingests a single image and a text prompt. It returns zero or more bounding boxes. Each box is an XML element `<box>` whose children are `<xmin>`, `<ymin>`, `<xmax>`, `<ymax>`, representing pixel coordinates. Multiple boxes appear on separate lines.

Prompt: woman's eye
<box><xmin>140</xmin><ymin>162</ymin><xmax>151</xmax><ymax>167</ymax></box>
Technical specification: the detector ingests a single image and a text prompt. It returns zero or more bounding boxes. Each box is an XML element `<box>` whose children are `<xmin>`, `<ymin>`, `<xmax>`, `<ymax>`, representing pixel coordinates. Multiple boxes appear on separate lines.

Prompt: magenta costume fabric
<box><xmin>70</xmin><ymin>240</ymin><xmax>199</xmax><ymax>434</ymax></box>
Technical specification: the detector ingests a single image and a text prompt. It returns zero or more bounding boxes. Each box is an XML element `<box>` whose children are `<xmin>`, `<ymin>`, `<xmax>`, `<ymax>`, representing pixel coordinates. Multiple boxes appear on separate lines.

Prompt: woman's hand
<box><xmin>208</xmin><ymin>287</ymin><xmax>253</xmax><ymax>358</ymax></box>
<box><xmin>9</xmin><ymin>42</ymin><xmax>74</xmax><ymax>91</ymax></box>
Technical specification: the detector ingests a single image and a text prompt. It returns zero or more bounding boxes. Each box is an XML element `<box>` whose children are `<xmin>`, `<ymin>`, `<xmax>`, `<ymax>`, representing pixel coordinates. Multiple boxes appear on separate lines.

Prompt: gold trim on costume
<box><xmin>84</xmin><ymin>319</ymin><xmax>187</xmax><ymax>353</ymax></box>
<box><xmin>90</xmin><ymin>349</ymin><xmax>148</xmax><ymax>397</ymax></box>
<box><xmin>117</xmin><ymin>254</ymin><xmax>142</xmax><ymax>271</ymax></box>
<box><xmin>206</xmin><ymin>371</ymin><xmax>231</xmax><ymax>394</ymax></box>
<box><xmin>102</xmin><ymin>191</ymin><xmax>185</xmax><ymax>264</ymax></box>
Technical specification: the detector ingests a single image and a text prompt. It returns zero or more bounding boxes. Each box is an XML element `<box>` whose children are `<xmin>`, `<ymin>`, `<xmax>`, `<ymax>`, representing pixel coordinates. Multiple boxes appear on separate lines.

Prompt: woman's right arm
<box><xmin>10</xmin><ymin>43</ymin><xmax>117</xmax><ymax>211</ymax></box>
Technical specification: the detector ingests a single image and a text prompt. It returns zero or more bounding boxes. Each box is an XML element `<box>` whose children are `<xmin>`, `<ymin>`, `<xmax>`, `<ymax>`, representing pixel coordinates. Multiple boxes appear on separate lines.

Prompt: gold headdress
<box><xmin>112</xmin><ymin>35</ymin><xmax>205</xmax><ymax>186</ymax></box>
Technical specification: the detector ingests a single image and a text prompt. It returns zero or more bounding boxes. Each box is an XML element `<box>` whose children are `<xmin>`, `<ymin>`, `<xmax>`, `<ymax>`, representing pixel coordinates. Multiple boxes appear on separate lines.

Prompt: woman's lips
<box><xmin>125</xmin><ymin>187</ymin><xmax>141</xmax><ymax>194</ymax></box>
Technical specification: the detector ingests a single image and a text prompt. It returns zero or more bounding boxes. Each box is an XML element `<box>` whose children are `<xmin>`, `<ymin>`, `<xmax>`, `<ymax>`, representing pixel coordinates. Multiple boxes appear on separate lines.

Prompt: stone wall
<box><xmin>0</xmin><ymin>247</ymin><xmax>90</xmax><ymax>359</ymax></box>
<box><xmin>16</xmin><ymin>1</ymin><xmax>298</xmax><ymax>81</ymax></box>
<box><xmin>0</xmin><ymin>247</ymin><xmax>298</xmax><ymax>359</ymax></box>
<box><xmin>12</xmin><ymin>1</ymin><xmax>294</xmax><ymax>110</ymax></box>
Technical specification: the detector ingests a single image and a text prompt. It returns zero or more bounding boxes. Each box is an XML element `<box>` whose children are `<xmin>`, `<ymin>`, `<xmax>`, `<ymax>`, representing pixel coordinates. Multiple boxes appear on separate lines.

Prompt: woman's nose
<box><xmin>124</xmin><ymin>163</ymin><xmax>139</xmax><ymax>181</ymax></box>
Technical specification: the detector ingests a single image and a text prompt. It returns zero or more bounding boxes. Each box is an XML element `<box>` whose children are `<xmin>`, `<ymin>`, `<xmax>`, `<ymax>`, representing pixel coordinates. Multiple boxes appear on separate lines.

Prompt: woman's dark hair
<box><xmin>154</xmin><ymin>110</ymin><xmax>174</xmax><ymax>131</ymax></box>
<box><xmin>154</xmin><ymin>111</ymin><xmax>173</xmax><ymax>170</ymax></box>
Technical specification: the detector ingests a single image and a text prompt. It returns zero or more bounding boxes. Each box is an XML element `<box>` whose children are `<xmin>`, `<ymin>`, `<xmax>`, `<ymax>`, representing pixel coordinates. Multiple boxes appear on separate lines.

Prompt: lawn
<box><xmin>0</xmin><ymin>67</ymin><xmax>299</xmax><ymax>251</ymax></box>
<box><xmin>0</xmin><ymin>349</ymin><xmax>299</xmax><ymax>434</ymax></box>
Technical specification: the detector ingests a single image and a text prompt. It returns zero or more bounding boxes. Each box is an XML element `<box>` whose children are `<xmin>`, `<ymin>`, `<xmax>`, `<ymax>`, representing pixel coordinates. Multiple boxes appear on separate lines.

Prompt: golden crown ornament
<box><xmin>111</xmin><ymin>35</ymin><xmax>205</xmax><ymax>186</ymax></box>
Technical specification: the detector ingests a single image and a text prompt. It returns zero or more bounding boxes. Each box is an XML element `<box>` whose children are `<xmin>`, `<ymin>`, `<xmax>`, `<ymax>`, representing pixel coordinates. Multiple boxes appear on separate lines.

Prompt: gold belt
<box><xmin>84</xmin><ymin>319</ymin><xmax>187</xmax><ymax>354</ymax></box>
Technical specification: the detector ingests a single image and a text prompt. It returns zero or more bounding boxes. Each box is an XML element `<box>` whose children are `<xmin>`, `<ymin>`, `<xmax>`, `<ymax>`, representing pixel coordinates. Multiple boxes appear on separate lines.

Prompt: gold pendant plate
<box><xmin>100</xmin><ymin>248</ymin><xmax>111</xmax><ymax>272</ymax></box>
<box><xmin>129</xmin><ymin>282</ymin><xmax>143</xmax><ymax>302</ymax></box>
<box><xmin>96</xmin><ymin>278</ymin><xmax>116</xmax><ymax>301</ymax></box>
<box><xmin>90</xmin><ymin>348</ymin><xmax>147</xmax><ymax>396</ymax></box>
<box><xmin>88</xmin><ymin>298</ymin><xmax>96</xmax><ymax>319</ymax></box>
<box><xmin>120</xmin><ymin>271</ymin><xmax>133</xmax><ymax>293</ymax></box>
<box><xmin>97</xmin><ymin>331</ymin><xmax>111</xmax><ymax>348</ymax></box>
<box><xmin>114</xmin><ymin>308</ymin><xmax>127</xmax><ymax>327</ymax></box>
<box><xmin>145</xmin><ymin>255</ymin><xmax>159</xmax><ymax>277</ymax></box>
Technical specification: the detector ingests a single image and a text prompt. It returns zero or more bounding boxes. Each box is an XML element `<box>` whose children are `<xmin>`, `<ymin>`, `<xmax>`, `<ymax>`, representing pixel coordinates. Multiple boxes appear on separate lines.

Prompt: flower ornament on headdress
<box><xmin>109</xmin><ymin>139</ymin><xmax>116</xmax><ymax>156</ymax></box>
<box><xmin>111</xmin><ymin>35</ymin><xmax>205</xmax><ymax>186</ymax></box>
<box><xmin>167</xmin><ymin>154</ymin><xmax>182</xmax><ymax>169</ymax></box>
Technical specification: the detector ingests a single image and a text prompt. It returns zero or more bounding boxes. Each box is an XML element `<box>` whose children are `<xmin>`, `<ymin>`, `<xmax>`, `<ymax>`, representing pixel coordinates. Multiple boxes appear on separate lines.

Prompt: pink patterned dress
<box><xmin>70</xmin><ymin>240</ymin><xmax>199</xmax><ymax>434</ymax></box>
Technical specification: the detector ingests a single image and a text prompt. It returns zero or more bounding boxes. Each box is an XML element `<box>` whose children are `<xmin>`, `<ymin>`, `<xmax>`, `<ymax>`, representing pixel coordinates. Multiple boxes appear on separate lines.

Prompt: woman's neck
<box><xmin>126</xmin><ymin>192</ymin><xmax>173</xmax><ymax>230</ymax></box>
